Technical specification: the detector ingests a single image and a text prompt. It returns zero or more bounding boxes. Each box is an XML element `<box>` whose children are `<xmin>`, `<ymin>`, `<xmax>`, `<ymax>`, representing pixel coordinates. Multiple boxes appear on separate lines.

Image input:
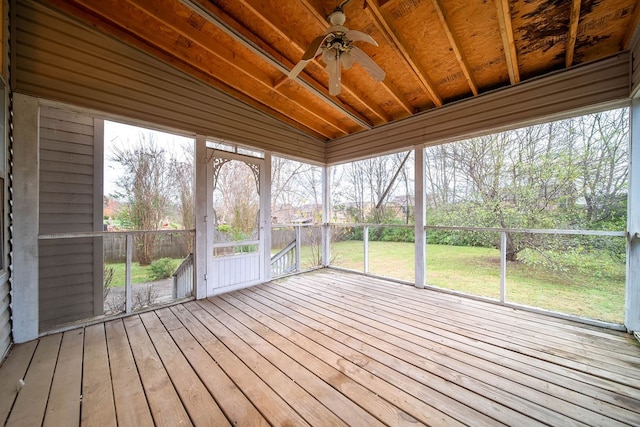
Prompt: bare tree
<box><xmin>111</xmin><ymin>132</ymin><xmax>172</xmax><ymax>265</ymax></box>
<box><xmin>336</xmin><ymin>152</ymin><xmax>411</xmax><ymax>223</ymax></box>
<box><xmin>423</xmin><ymin>108</ymin><xmax>629</xmax><ymax>261</ymax></box>
<box><xmin>214</xmin><ymin>160</ymin><xmax>259</xmax><ymax>238</ymax></box>
<box><xmin>171</xmin><ymin>143</ymin><xmax>195</xmax><ymax>253</ymax></box>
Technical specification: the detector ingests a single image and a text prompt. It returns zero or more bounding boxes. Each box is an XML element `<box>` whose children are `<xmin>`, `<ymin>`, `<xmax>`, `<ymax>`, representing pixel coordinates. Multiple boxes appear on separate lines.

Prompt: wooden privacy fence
<box><xmin>271</xmin><ymin>225</ymin><xmax>320</xmax><ymax>249</ymax></box>
<box><xmin>104</xmin><ymin>231</ymin><xmax>193</xmax><ymax>262</ymax></box>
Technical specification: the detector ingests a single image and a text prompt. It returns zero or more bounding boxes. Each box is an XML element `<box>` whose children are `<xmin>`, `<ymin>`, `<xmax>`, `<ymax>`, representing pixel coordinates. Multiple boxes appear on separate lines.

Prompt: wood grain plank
<box><xmin>171</xmin><ymin>303</ymin><xmax>311</xmax><ymax>426</ymax></box>
<box><xmin>318</xmin><ymin>272</ymin><xmax>640</xmax><ymax>379</ymax></box>
<box><xmin>234</xmin><ymin>287</ymin><xmax>544</xmax><ymax>426</ymax></box>
<box><xmin>6</xmin><ymin>334</ymin><xmax>62</xmax><ymax>427</ymax></box>
<box><xmin>43</xmin><ymin>329</ymin><xmax>84</xmax><ymax>427</ymax></box>
<box><xmin>138</xmin><ymin>311</ymin><xmax>231</xmax><ymax>426</ymax></box>
<box><xmin>0</xmin><ymin>340</ymin><xmax>38</xmax><ymax>424</ymax></box>
<box><xmin>122</xmin><ymin>315</ymin><xmax>193</xmax><ymax>426</ymax></box>
<box><xmin>207</xmin><ymin>297</ymin><xmax>389</xmax><ymax>427</ymax></box>
<box><xmin>199</xmin><ymin>300</ymin><xmax>346</xmax><ymax>425</ymax></box>
<box><xmin>253</xmin><ymin>281</ymin><xmax>636</xmax><ymax>426</ymax></box>
<box><xmin>272</xmin><ymin>275</ymin><xmax>640</xmax><ymax>424</ymax></box>
<box><xmin>104</xmin><ymin>320</ymin><xmax>154</xmax><ymax>426</ymax></box>
<box><xmin>81</xmin><ymin>324</ymin><xmax>116</xmax><ymax>427</ymax></box>
<box><xmin>154</xmin><ymin>307</ymin><xmax>269</xmax><ymax>427</ymax></box>
<box><xmin>318</xmin><ymin>272</ymin><xmax>640</xmax><ymax>370</ymax></box>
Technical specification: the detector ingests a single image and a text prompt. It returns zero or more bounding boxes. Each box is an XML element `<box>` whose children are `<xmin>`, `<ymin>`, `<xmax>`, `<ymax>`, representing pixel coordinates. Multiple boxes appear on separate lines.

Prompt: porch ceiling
<box><xmin>41</xmin><ymin>0</ymin><xmax>640</xmax><ymax>143</ymax></box>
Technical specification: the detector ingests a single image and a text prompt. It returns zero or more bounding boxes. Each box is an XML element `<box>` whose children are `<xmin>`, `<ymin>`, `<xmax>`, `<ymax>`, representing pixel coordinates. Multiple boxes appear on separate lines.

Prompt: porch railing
<box><xmin>173</xmin><ymin>253</ymin><xmax>194</xmax><ymax>299</ymax></box>
<box><xmin>271</xmin><ymin>224</ymin><xmax>303</xmax><ymax>277</ymax></box>
<box><xmin>271</xmin><ymin>240</ymin><xmax>298</xmax><ymax>276</ymax></box>
<box><xmin>329</xmin><ymin>223</ymin><xmax>628</xmax><ymax>329</ymax></box>
<box><xmin>39</xmin><ymin>229</ymin><xmax>195</xmax><ymax>315</ymax></box>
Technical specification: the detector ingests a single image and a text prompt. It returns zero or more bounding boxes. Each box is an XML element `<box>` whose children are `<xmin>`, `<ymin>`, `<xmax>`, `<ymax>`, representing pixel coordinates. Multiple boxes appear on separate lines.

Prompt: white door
<box><xmin>206</xmin><ymin>149</ymin><xmax>267</xmax><ymax>296</ymax></box>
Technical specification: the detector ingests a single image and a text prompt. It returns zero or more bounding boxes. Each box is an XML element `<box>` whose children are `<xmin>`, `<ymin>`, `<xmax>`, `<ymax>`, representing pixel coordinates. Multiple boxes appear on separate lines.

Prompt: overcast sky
<box><xmin>103</xmin><ymin>120</ymin><xmax>194</xmax><ymax>197</ymax></box>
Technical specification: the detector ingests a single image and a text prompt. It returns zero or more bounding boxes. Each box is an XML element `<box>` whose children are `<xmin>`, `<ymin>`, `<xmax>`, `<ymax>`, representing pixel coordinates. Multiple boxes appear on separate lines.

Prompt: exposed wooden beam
<box><xmin>431</xmin><ymin>0</ymin><xmax>478</xmax><ymax>96</ymax></box>
<box><xmin>184</xmin><ymin>0</ymin><xmax>374</xmax><ymax>131</ymax></box>
<box><xmin>41</xmin><ymin>0</ymin><xmax>327</xmax><ymax>140</ymax></box>
<box><xmin>380</xmin><ymin>78</ymin><xmax>415</xmax><ymax>116</ymax></box>
<box><xmin>565</xmin><ymin>0</ymin><xmax>581</xmax><ymax>68</ymax></box>
<box><xmin>233</xmin><ymin>0</ymin><xmax>379</xmax><ymax>120</ymax></box>
<box><xmin>623</xmin><ymin>1</ymin><xmax>640</xmax><ymax>49</ymax></box>
<box><xmin>75</xmin><ymin>0</ymin><xmax>345</xmax><ymax>139</ymax></box>
<box><xmin>495</xmin><ymin>0</ymin><xmax>520</xmax><ymax>84</ymax></box>
<box><xmin>364</xmin><ymin>0</ymin><xmax>443</xmax><ymax>107</ymax></box>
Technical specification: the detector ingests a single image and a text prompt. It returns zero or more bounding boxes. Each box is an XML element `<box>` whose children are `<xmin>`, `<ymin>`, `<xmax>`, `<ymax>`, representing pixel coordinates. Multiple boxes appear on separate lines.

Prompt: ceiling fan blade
<box><xmin>289</xmin><ymin>34</ymin><xmax>330</xmax><ymax>80</ymax></box>
<box><xmin>346</xmin><ymin>30</ymin><xmax>378</xmax><ymax>46</ymax></box>
<box><xmin>302</xmin><ymin>34</ymin><xmax>329</xmax><ymax>60</ymax></box>
<box><xmin>350</xmin><ymin>46</ymin><xmax>386</xmax><ymax>81</ymax></box>
<box><xmin>326</xmin><ymin>55</ymin><xmax>342</xmax><ymax>96</ymax></box>
<box><xmin>288</xmin><ymin>59</ymin><xmax>311</xmax><ymax>79</ymax></box>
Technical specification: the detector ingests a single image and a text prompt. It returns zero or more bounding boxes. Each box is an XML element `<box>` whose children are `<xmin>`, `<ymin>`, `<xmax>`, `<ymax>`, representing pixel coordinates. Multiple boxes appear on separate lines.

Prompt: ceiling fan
<box><xmin>288</xmin><ymin>0</ymin><xmax>386</xmax><ymax>96</ymax></box>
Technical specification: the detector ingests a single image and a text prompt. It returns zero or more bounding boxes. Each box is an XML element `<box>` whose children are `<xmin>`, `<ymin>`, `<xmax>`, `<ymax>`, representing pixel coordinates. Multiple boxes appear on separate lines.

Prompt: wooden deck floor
<box><xmin>1</xmin><ymin>269</ymin><xmax>640</xmax><ymax>426</ymax></box>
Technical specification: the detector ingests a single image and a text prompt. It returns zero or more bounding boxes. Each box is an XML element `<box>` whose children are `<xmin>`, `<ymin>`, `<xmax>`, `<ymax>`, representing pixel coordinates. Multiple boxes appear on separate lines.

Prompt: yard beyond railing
<box><xmin>328</xmin><ymin>223</ymin><xmax>627</xmax><ymax>327</ymax></box>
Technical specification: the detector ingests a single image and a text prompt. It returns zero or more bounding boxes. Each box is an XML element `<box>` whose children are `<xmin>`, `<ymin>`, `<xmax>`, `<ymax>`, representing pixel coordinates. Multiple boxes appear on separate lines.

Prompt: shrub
<box><xmin>150</xmin><ymin>257</ymin><xmax>177</xmax><ymax>280</ymax></box>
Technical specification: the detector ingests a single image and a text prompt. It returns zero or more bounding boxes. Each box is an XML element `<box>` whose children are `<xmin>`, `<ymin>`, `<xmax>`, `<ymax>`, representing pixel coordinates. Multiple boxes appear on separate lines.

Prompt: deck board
<box><xmin>0</xmin><ymin>340</ymin><xmax>37</xmax><ymax>423</ymax></box>
<box><xmin>81</xmin><ymin>323</ymin><xmax>116</xmax><ymax>427</ymax></box>
<box><xmin>43</xmin><ymin>329</ymin><xmax>83</xmax><ymax>427</ymax></box>
<box><xmin>104</xmin><ymin>319</ymin><xmax>154</xmax><ymax>426</ymax></box>
<box><xmin>123</xmin><ymin>315</ymin><xmax>192</xmax><ymax>426</ymax></box>
<box><xmin>139</xmin><ymin>311</ymin><xmax>230</xmax><ymax>426</ymax></box>
<box><xmin>1</xmin><ymin>269</ymin><xmax>639</xmax><ymax>426</ymax></box>
<box><xmin>6</xmin><ymin>334</ymin><xmax>61</xmax><ymax>427</ymax></box>
<box><xmin>154</xmin><ymin>307</ymin><xmax>270</xmax><ymax>426</ymax></box>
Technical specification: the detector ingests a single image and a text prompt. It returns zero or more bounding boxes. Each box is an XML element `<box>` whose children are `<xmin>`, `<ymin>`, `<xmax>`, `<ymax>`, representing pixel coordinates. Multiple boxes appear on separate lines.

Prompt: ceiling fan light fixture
<box><xmin>288</xmin><ymin>2</ymin><xmax>385</xmax><ymax>96</ymax></box>
<box><xmin>340</xmin><ymin>51</ymin><xmax>355</xmax><ymax>69</ymax></box>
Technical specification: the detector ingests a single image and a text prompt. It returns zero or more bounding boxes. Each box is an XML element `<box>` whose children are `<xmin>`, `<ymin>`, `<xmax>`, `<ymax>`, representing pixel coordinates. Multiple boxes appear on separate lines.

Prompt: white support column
<box><xmin>626</xmin><ymin>100</ymin><xmax>640</xmax><ymax>332</ymax></box>
<box><xmin>322</xmin><ymin>165</ymin><xmax>331</xmax><ymax>267</ymax></box>
<box><xmin>414</xmin><ymin>145</ymin><xmax>426</xmax><ymax>289</ymax></box>
<box><xmin>261</xmin><ymin>152</ymin><xmax>272</xmax><ymax>282</ymax></box>
<box><xmin>194</xmin><ymin>134</ymin><xmax>207</xmax><ymax>299</ymax></box>
<box><xmin>12</xmin><ymin>93</ymin><xmax>39</xmax><ymax>342</ymax></box>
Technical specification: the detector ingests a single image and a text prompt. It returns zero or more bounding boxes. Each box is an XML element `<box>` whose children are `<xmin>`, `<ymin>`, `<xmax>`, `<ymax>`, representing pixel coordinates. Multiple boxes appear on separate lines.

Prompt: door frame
<box><xmin>205</xmin><ymin>148</ymin><xmax>271</xmax><ymax>296</ymax></box>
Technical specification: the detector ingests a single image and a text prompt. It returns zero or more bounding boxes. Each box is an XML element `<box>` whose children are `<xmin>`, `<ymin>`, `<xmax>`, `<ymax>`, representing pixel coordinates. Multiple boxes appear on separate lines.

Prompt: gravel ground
<box><xmin>103</xmin><ymin>278</ymin><xmax>175</xmax><ymax>314</ymax></box>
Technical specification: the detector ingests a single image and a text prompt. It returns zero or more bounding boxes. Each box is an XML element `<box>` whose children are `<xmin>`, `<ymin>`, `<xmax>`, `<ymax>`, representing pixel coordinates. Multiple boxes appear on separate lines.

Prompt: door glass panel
<box><xmin>212</xmin><ymin>157</ymin><xmax>260</xmax><ymax>256</ymax></box>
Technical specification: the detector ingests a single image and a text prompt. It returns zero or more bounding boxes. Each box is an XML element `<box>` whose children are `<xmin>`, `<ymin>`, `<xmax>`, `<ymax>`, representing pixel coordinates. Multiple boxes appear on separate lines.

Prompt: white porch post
<box><xmin>12</xmin><ymin>93</ymin><xmax>39</xmax><ymax>342</ymax></box>
<box><xmin>414</xmin><ymin>145</ymin><xmax>426</xmax><ymax>289</ymax></box>
<box><xmin>322</xmin><ymin>165</ymin><xmax>331</xmax><ymax>267</ymax></box>
<box><xmin>194</xmin><ymin>134</ymin><xmax>207</xmax><ymax>299</ymax></box>
<box><xmin>626</xmin><ymin>100</ymin><xmax>640</xmax><ymax>332</ymax></box>
<box><xmin>261</xmin><ymin>152</ymin><xmax>272</xmax><ymax>282</ymax></box>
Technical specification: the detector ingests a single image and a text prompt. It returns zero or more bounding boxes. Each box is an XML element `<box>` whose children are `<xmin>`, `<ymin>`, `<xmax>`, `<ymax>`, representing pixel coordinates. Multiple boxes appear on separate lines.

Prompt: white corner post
<box><xmin>322</xmin><ymin>164</ymin><xmax>331</xmax><ymax>267</ymax></box>
<box><xmin>12</xmin><ymin>93</ymin><xmax>40</xmax><ymax>342</ymax></box>
<box><xmin>414</xmin><ymin>145</ymin><xmax>426</xmax><ymax>288</ymax></box>
<box><xmin>626</xmin><ymin>99</ymin><xmax>640</xmax><ymax>332</ymax></box>
<box><xmin>261</xmin><ymin>152</ymin><xmax>272</xmax><ymax>282</ymax></box>
<box><xmin>194</xmin><ymin>134</ymin><xmax>207</xmax><ymax>299</ymax></box>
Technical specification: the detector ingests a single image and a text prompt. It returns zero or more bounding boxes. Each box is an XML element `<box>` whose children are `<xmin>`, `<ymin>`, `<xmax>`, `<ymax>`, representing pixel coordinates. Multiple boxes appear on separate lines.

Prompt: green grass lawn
<box><xmin>111</xmin><ymin>242</ymin><xmax>625</xmax><ymax>324</ymax></box>
<box><xmin>105</xmin><ymin>258</ymin><xmax>182</xmax><ymax>287</ymax></box>
<box><xmin>105</xmin><ymin>262</ymin><xmax>155</xmax><ymax>287</ymax></box>
<box><xmin>328</xmin><ymin>240</ymin><xmax>625</xmax><ymax>324</ymax></box>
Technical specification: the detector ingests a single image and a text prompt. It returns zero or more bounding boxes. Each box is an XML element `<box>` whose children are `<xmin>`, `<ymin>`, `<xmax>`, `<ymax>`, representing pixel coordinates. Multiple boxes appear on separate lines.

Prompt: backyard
<box><xmin>104</xmin><ymin>240</ymin><xmax>626</xmax><ymax>324</ymax></box>
<box><xmin>329</xmin><ymin>241</ymin><xmax>626</xmax><ymax>324</ymax></box>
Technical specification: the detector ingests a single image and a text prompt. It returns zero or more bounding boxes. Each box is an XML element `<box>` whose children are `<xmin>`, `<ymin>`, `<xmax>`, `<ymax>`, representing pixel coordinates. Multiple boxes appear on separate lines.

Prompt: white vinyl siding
<box><xmin>0</xmin><ymin>272</ymin><xmax>9</xmax><ymax>359</ymax></box>
<box><xmin>13</xmin><ymin>0</ymin><xmax>325</xmax><ymax>163</ymax></box>
<box><xmin>38</xmin><ymin>107</ymin><xmax>103</xmax><ymax>331</ymax></box>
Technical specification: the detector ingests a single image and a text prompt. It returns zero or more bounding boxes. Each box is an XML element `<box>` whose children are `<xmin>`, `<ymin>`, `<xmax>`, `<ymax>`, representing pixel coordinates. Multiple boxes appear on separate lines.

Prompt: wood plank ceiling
<box><xmin>42</xmin><ymin>0</ymin><xmax>640</xmax><ymax>142</ymax></box>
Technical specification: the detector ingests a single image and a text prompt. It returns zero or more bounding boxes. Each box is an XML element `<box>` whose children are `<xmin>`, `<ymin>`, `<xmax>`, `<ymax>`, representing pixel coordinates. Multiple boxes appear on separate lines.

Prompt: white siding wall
<box><xmin>0</xmin><ymin>272</ymin><xmax>9</xmax><ymax>358</ymax></box>
<box><xmin>38</xmin><ymin>107</ymin><xmax>102</xmax><ymax>331</ymax></box>
<box><xmin>327</xmin><ymin>54</ymin><xmax>631</xmax><ymax>164</ymax></box>
<box><xmin>13</xmin><ymin>0</ymin><xmax>325</xmax><ymax>163</ymax></box>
